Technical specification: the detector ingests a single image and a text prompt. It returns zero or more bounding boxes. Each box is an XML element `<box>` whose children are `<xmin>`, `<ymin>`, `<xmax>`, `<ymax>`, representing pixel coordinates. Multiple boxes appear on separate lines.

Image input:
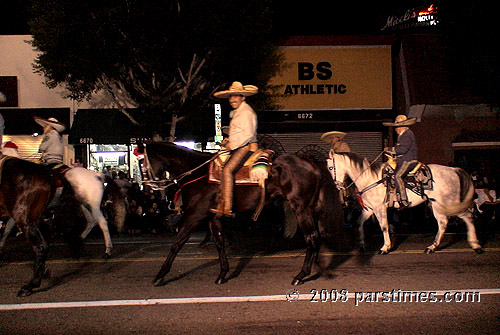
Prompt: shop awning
<box><xmin>1</xmin><ymin>108</ymin><xmax>71</xmax><ymax>135</ymax></box>
<box><xmin>69</xmin><ymin>109</ymin><xmax>151</xmax><ymax>144</ymax></box>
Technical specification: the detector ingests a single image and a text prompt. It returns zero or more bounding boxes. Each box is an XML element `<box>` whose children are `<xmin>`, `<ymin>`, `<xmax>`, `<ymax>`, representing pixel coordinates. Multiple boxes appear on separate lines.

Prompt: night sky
<box><xmin>1</xmin><ymin>0</ymin><xmax>429</xmax><ymax>36</ymax></box>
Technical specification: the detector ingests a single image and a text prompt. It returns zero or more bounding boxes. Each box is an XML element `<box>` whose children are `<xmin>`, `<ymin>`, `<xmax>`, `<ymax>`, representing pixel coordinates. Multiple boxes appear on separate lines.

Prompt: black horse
<box><xmin>144</xmin><ymin>143</ymin><xmax>346</xmax><ymax>286</ymax></box>
<box><xmin>0</xmin><ymin>156</ymin><xmax>82</xmax><ymax>296</ymax></box>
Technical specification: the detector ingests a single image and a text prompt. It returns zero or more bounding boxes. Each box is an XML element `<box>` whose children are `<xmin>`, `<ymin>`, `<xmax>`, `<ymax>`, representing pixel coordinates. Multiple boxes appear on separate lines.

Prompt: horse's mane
<box><xmin>340</xmin><ymin>152</ymin><xmax>383</xmax><ymax>178</ymax></box>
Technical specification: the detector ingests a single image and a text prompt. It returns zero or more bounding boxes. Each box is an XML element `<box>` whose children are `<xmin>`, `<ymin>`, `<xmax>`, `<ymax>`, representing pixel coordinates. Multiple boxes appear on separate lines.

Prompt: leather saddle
<box><xmin>382</xmin><ymin>159</ymin><xmax>433</xmax><ymax>205</ymax></box>
<box><xmin>48</xmin><ymin>163</ymin><xmax>73</xmax><ymax>187</ymax></box>
<box><xmin>208</xmin><ymin>149</ymin><xmax>273</xmax><ymax>185</ymax></box>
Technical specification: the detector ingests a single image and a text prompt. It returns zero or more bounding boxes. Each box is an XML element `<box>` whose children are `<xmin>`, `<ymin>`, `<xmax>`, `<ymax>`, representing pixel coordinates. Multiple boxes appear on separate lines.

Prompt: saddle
<box><xmin>208</xmin><ymin>149</ymin><xmax>273</xmax><ymax>185</ymax></box>
<box><xmin>382</xmin><ymin>160</ymin><xmax>433</xmax><ymax>207</ymax></box>
<box><xmin>48</xmin><ymin>163</ymin><xmax>73</xmax><ymax>187</ymax></box>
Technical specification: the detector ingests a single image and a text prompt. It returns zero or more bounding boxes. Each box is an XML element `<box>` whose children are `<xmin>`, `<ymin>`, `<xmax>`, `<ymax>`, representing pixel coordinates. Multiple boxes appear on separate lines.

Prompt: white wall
<box><xmin>0</xmin><ymin>35</ymin><xmax>92</xmax><ymax>112</ymax></box>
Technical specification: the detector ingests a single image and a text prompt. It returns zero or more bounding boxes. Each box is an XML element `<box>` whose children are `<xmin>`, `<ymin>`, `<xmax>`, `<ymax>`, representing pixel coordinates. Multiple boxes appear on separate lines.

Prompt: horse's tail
<box><xmin>102</xmin><ymin>175</ymin><xmax>127</xmax><ymax>232</ymax></box>
<box><xmin>456</xmin><ymin>167</ymin><xmax>475</xmax><ymax>210</ymax></box>
<box><xmin>441</xmin><ymin>168</ymin><xmax>475</xmax><ymax>216</ymax></box>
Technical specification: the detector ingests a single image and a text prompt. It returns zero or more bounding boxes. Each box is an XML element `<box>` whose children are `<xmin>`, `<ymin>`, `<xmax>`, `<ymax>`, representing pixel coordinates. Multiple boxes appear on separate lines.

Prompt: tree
<box><xmin>29</xmin><ymin>0</ymin><xmax>282</xmax><ymax>141</ymax></box>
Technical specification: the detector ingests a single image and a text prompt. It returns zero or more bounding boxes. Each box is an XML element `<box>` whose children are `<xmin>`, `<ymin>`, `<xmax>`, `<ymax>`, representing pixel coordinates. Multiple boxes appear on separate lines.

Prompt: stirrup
<box><xmin>209</xmin><ymin>207</ymin><xmax>235</xmax><ymax>218</ymax></box>
<box><xmin>397</xmin><ymin>200</ymin><xmax>410</xmax><ymax>210</ymax></box>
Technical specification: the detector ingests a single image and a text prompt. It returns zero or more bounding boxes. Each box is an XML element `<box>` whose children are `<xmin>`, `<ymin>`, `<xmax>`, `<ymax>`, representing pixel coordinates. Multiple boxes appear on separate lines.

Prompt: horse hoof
<box><xmin>425</xmin><ymin>248</ymin><xmax>435</xmax><ymax>254</ymax></box>
<box><xmin>17</xmin><ymin>287</ymin><xmax>33</xmax><ymax>297</ymax></box>
<box><xmin>215</xmin><ymin>277</ymin><xmax>227</xmax><ymax>285</ymax></box>
<box><xmin>378</xmin><ymin>250</ymin><xmax>389</xmax><ymax>255</ymax></box>
<box><xmin>152</xmin><ymin>278</ymin><xmax>164</xmax><ymax>287</ymax></box>
<box><xmin>103</xmin><ymin>253</ymin><xmax>112</xmax><ymax>259</ymax></box>
<box><xmin>474</xmin><ymin>248</ymin><xmax>484</xmax><ymax>254</ymax></box>
<box><xmin>291</xmin><ymin>278</ymin><xmax>304</xmax><ymax>286</ymax></box>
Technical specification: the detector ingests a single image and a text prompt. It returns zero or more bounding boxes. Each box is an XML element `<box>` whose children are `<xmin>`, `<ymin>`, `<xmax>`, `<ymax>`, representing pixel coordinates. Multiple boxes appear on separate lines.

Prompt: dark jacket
<box><xmin>395</xmin><ymin>128</ymin><xmax>417</xmax><ymax>166</ymax></box>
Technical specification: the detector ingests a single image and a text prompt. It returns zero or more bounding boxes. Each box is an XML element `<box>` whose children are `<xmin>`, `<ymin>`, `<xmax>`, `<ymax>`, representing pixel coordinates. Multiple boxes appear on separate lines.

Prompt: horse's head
<box><xmin>141</xmin><ymin>143</ymin><xmax>177</xmax><ymax>181</ymax></box>
<box><xmin>143</xmin><ymin>142</ymin><xmax>211</xmax><ymax>182</ymax></box>
<box><xmin>327</xmin><ymin>152</ymin><xmax>349</xmax><ymax>189</ymax></box>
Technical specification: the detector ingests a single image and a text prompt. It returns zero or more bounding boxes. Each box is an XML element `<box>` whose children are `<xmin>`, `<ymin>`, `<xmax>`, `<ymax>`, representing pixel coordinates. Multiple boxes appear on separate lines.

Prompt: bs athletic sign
<box><xmin>270</xmin><ymin>46</ymin><xmax>392</xmax><ymax>111</ymax></box>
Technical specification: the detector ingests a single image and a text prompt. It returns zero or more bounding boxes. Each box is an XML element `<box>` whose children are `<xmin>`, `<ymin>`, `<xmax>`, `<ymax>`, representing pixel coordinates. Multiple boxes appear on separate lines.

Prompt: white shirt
<box><xmin>39</xmin><ymin>129</ymin><xmax>64</xmax><ymax>164</ymax></box>
<box><xmin>227</xmin><ymin>101</ymin><xmax>257</xmax><ymax>150</ymax></box>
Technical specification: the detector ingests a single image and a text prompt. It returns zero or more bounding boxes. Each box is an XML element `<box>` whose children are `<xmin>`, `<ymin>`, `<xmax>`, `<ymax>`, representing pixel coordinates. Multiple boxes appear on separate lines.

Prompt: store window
<box><xmin>88</xmin><ymin>144</ymin><xmax>129</xmax><ymax>176</ymax></box>
<box><xmin>87</xmin><ymin>144</ymin><xmax>140</xmax><ymax>182</ymax></box>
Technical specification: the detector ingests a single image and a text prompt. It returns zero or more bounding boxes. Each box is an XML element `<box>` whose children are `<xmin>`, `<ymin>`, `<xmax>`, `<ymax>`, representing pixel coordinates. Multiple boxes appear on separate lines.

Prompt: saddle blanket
<box><xmin>209</xmin><ymin>149</ymin><xmax>273</xmax><ymax>185</ymax></box>
<box><xmin>382</xmin><ymin>161</ymin><xmax>433</xmax><ymax>205</ymax></box>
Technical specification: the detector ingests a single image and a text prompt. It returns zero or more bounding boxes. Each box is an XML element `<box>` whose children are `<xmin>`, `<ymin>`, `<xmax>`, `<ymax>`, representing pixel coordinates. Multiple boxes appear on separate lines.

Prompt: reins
<box><xmin>142</xmin><ymin>147</ymin><xmax>229</xmax><ymax>191</ymax></box>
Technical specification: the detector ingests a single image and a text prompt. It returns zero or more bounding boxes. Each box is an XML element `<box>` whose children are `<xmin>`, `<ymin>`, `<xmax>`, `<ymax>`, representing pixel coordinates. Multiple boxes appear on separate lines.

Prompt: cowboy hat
<box><xmin>213</xmin><ymin>81</ymin><xmax>258</xmax><ymax>99</ymax></box>
<box><xmin>321</xmin><ymin>131</ymin><xmax>347</xmax><ymax>143</ymax></box>
<box><xmin>382</xmin><ymin>114</ymin><xmax>416</xmax><ymax>127</ymax></box>
<box><xmin>34</xmin><ymin>116</ymin><xmax>66</xmax><ymax>132</ymax></box>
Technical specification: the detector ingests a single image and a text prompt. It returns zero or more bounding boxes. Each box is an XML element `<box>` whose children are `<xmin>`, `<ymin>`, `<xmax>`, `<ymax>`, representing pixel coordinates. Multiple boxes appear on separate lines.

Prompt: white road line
<box><xmin>1</xmin><ymin>288</ymin><xmax>499</xmax><ymax>311</ymax></box>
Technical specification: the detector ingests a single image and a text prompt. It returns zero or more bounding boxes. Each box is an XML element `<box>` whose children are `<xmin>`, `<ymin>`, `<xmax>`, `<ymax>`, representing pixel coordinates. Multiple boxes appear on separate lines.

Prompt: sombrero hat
<box><xmin>321</xmin><ymin>131</ymin><xmax>347</xmax><ymax>143</ymax></box>
<box><xmin>34</xmin><ymin>116</ymin><xmax>66</xmax><ymax>132</ymax></box>
<box><xmin>382</xmin><ymin>115</ymin><xmax>416</xmax><ymax>127</ymax></box>
<box><xmin>214</xmin><ymin>81</ymin><xmax>258</xmax><ymax>99</ymax></box>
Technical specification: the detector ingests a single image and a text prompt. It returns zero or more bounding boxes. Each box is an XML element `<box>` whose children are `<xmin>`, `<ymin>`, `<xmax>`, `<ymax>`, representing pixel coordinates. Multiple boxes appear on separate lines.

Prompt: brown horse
<box><xmin>144</xmin><ymin>143</ymin><xmax>346</xmax><ymax>286</ymax></box>
<box><xmin>0</xmin><ymin>156</ymin><xmax>82</xmax><ymax>296</ymax></box>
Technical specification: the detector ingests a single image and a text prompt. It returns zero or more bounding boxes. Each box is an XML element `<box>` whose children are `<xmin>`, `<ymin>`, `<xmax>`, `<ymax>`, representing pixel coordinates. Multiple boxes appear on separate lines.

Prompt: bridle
<box><xmin>327</xmin><ymin>151</ymin><xmax>385</xmax><ymax>195</ymax></box>
<box><xmin>327</xmin><ymin>154</ymin><xmax>345</xmax><ymax>191</ymax></box>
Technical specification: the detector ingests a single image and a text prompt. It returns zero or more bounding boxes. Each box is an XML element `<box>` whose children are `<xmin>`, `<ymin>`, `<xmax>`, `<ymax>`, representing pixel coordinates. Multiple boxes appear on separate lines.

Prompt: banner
<box><xmin>270</xmin><ymin>46</ymin><xmax>392</xmax><ymax>111</ymax></box>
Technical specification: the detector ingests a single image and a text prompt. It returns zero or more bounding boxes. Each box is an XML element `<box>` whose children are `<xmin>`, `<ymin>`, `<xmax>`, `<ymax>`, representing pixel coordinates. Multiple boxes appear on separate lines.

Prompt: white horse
<box><xmin>0</xmin><ymin>155</ymin><xmax>127</xmax><ymax>258</ymax></box>
<box><xmin>327</xmin><ymin>152</ymin><xmax>482</xmax><ymax>254</ymax></box>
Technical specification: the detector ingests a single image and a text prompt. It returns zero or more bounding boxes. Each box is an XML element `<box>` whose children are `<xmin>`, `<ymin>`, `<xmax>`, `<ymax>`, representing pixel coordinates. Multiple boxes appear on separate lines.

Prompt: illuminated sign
<box><xmin>214</xmin><ymin>103</ymin><xmax>223</xmax><ymax>142</ymax></box>
<box><xmin>269</xmin><ymin>46</ymin><xmax>392</xmax><ymax>111</ymax></box>
<box><xmin>382</xmin><ymin>4</ymin><xmax>439</xmax><ymax>31</ymax></box>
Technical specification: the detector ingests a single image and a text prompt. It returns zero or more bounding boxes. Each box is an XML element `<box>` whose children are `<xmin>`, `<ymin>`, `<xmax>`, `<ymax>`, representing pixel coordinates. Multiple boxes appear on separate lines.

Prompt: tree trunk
<box><xmin>168</xmin><ymin>113</ymin><xmax>185</xmax><ymax>142</ymax></box>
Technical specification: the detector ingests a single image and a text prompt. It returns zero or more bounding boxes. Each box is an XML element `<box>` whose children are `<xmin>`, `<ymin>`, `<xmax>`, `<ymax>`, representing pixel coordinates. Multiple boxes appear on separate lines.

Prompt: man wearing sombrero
<box><xmin>210</xmin><ymin>81</ymin><xmax>259</xmax><ymax>217</ymax></box>
<box><xmin>34</xmin><ymin>116</ymin><xmax>66</xmax><ymax>166</ymax></box>
<box><xmin>321</xmin><ymin>131</ymin><xmax>350</xmax><ymax>153</ymax></box>
<box><xmin>383</xmin><ymin>114</ymin><xmax>418</xmax><ymax>209</ymax></box>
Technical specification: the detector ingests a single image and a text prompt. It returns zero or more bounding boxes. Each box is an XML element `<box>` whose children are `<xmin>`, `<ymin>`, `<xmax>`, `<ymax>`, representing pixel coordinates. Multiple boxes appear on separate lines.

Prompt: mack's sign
<box><xmin>270</xmin><ymin>46</ymin><xmax>392</xmax><ymax>111</ymax></box>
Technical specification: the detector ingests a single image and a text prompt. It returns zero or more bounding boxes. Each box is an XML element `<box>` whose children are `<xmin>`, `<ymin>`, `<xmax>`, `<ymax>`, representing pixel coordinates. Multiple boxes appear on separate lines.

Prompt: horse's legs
<box><xmin>199</xmin><ymin>229</ymin><xmax>212</xmax><ymax>247</ymax></box>
<box><xmin>80</xmin><ymin>205</ymin><xmax>97</xmax><ymax>239</ymax></box>
<box><xmin>426</xmin><ymin>211</ymin><xmax>448</xmax><ymax>253</ymax></box>
<box><xmin>357</xmin><ymin>210</ymin><xmax>373</xmax><ymax>251</ymax></box>
<box><xmin>153</xmin><ymin>216</ymin><xmax>200</xmax><ymax>286</ymax></box>
<box><xmin>292</xmin><ymin>210</ymin><xmax>320</xmax><ymax>286</ymax></box>
<box><xmin>209</xmin><ymin>218</ymin><xmax>229</xmax><ymax>284</ymax></box>
<box><xmin>82</xmin><ymin>204</ymin><xmax>113</xmax><ymax>258</ymax></box>
<box><xmin>18</xmin><ymin>222</ymin><xmax>49</xmax><ymax>297</ymax></box>
<box><xmin>374</xmin><ymin>208</ymin><xmax>392</xmax><ymax>254</ymax></box>
<box><xmin>0</xmin><ymin>217</ymin><xmax>16</xmax><ymax>253</ymax></box>
<box><xmin>456</xmin><ymin>211</ymin><xmax>483</xmax><ymax>253</ymax></box>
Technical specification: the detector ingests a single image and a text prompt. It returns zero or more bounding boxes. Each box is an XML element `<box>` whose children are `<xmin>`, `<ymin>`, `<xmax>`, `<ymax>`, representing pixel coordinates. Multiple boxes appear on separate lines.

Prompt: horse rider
<box><xmin>34</xmin><ymin>116</ymin><xmax>66</xmax><ymax>167</ymax></box>
<box><xmin>321</xmin><ymin>131</ymin><xmax>350</xmax><ymax>153</ymax></box>
<box><xmin>383</xmin><ymin>114</ymin><xmax>418</xmax><ymax>209</ymax></box>
<box><xmin>210</xmin><ymin>81</ymin><xmax>259</xmax><ymax>217</ymax></box>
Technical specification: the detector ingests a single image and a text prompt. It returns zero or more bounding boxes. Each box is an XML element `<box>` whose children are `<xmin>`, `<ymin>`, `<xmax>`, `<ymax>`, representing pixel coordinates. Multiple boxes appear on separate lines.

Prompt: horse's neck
<box><xmin>168</xmin><ymin>152</ymin><xmax>210</xmax><ymax>177</ymax></box>
<box><xmin>346</xmin><ymin>161</ymin><xmax>381</xmax><ymax>191</ymax></box>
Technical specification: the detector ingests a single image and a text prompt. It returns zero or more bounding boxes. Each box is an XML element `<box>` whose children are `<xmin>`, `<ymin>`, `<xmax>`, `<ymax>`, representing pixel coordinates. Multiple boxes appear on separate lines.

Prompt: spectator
<box><xmin>115</xmin><ymin>171</ymin><xmax>131</xmax><ymax>197</ymax></box>
<box><xmin>475</xmin><ymin>183</ymin><xmax>499</xmax><ymax>224</ymax></box>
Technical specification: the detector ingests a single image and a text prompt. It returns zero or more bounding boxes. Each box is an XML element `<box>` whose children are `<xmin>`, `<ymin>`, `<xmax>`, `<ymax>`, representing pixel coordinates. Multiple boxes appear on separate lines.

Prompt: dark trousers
<box><xmin>395</xmin><ymin>160</ymin><xmax>418</xmax><ymax>203</ymax></box>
